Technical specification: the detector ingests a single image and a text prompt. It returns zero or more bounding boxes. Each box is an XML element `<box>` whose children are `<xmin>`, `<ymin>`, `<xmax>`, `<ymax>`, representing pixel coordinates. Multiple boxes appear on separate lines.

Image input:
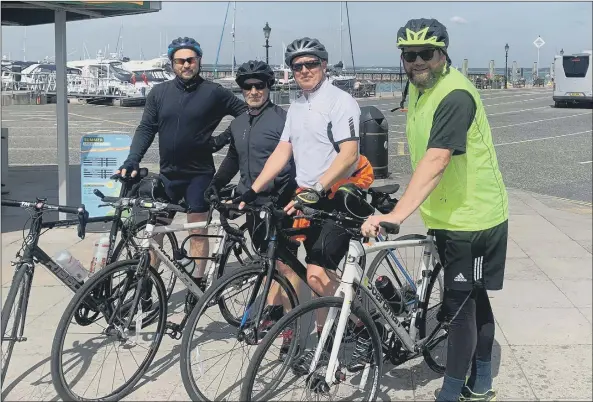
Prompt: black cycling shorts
<box><xmin>160</xmin><ymin>173</ymin><xmax>213</xmax><ymax>214</ymax></box>
<box><xmin>302</xmin><ymin>198</ymin><xmax>353</xmax><ymax>272</ymax></box>
<box><xmin>434</xmin><ymin>220</ymin><xmax>508</xmax><ymax>291</ymax></box>
<box><xmin>244</xmin><ymin>185</ymin><xmax>298</xmax><ymax>255</ymax></box>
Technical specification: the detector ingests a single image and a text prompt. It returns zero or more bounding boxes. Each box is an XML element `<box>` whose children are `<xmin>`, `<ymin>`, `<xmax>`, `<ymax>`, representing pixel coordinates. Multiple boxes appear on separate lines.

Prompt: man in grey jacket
<box><xmin>205</xmin><ymin>60</ymin><xmax>299</xmax><ymax>359</ymax></box>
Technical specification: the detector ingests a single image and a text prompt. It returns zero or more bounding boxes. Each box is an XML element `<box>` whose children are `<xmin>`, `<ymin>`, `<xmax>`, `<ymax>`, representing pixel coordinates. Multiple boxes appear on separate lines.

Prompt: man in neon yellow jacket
<box><xmin>362</xmin><ymin>18</ymin><xmax>508</xmax><ymax>402</ymax></box>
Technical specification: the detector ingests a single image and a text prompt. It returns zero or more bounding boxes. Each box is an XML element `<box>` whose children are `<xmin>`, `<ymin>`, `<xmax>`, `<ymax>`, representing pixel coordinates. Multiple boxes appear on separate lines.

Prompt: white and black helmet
<box><xmin>284</xmin><ymin>37</ymin><xmax>328</xmax><ymax>66</ymax></box>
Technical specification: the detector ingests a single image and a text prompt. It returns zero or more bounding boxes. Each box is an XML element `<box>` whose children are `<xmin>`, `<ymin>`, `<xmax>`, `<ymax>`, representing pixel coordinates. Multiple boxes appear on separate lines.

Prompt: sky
<box><xmin>1</xmin><ymin>1</ymin><xmax>592</xmax><ymax>68</ymax></box>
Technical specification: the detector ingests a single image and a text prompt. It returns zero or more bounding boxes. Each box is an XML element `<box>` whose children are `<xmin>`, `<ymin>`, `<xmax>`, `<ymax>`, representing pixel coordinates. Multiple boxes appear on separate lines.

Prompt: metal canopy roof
<box><xmin>1</xmin><ymin>1</ymin><xmax>161</xmax><ymax>26</ymax></box>
<box><xmin>1</xmin><ymin>1</ymin><xmax>161</xmax><ymax>219</ymax></box>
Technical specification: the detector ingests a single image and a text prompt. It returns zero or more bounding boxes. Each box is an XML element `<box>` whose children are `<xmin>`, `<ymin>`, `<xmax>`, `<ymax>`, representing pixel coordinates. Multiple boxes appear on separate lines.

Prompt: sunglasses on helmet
<box><xmin>401</xmin><ymin>49</ymin><xmax>437</xmax><ymax>63</ymax></box>
<box><xmin>172</xmin><ymin>57</ymin><xmax>199</xmax><ymax>66</ymax></box>
<box><xmin>291</xmin><ymin>60</ymin><xmax>322</xmax><ymax>72</ymax></box>
<box><xmin>240</xmin><ymin>81</ymin><xmax>267</xmax><ymax>91</ymax></box>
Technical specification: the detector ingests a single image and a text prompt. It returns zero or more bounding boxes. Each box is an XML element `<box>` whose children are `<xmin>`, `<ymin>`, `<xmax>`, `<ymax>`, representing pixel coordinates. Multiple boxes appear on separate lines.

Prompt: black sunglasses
<box><xmin>172</xmin><ymin>57</ymin><xmax>199</xmax><ymax>66</ymax></box>
<box><xmin>402</xmin><ymin>49</ymin><xmax>437</xmax><ymax>63</ymax></box>
<box><xmin>240</xmin><ymin>81</ymin><xmax>267</xmax><ymax>91</ymax></box>
<box><xmin>291</xmin><ymin>60</ymin><xmax>322</xmax><ymax>72</ymax></box>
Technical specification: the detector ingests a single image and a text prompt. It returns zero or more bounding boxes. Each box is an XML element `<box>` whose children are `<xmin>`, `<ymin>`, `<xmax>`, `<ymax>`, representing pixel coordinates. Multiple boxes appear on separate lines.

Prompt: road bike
<box><xmin>241</xmin><ymin>206</ymin><xmax>447</xmax><ymax>401</ymax></box>
<box><xmin>49</xmin><ymin>189</ymin><xmax>254</xmax><ymax>402</ymax></box>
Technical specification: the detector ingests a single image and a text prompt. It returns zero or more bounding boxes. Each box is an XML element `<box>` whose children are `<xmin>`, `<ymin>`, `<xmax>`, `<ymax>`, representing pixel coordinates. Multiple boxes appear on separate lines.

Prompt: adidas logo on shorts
<box><xmin>454</xmin><ymin>273</ymin><xmax>467</xmax><ymax>282</ymax></box>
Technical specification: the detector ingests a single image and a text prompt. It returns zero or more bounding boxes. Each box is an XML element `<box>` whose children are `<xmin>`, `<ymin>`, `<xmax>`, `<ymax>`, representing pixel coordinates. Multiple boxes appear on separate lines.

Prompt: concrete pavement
<box><xmin>1</xmin><ymin>165</ymin><xmax>591</xmax><ymax>401</ymax></box>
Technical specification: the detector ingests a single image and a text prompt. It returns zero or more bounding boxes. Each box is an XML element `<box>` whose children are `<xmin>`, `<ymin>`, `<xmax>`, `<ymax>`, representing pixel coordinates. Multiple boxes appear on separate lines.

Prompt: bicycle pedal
<box><xmin>17</xmin><ymin>336</ymin><xmax>27</xmax><ymax>342</ymax></box>
<box><xmin>165</xmin><ymin>321</ymin><xmax>182</xmax><ymax>340</ymax></box>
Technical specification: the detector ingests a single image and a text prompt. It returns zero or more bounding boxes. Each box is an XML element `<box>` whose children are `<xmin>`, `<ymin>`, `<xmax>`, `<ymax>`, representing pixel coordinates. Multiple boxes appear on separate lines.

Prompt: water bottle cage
<box><xmin>173</xmin><ymin>248</ymin><xmax>187</xmax><ymax>261</ymax></box>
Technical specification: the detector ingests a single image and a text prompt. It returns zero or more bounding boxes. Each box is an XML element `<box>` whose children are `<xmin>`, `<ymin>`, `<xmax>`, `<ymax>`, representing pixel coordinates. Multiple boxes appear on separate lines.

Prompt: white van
<box><xmin>553</xmin><ymin>50</ymin><xmax>593</xmax><ymax>106</ymax></box>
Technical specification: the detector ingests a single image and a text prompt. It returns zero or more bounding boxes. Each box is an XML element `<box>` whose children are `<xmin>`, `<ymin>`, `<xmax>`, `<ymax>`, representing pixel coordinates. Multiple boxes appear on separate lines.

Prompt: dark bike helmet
<box><xmin>396</xmin><ymin>18</ymin><xmax>449</xmax><ymax>49</ymax></box>
<box><xmin>235</xmin><ymin>60</ymin><xmax>276</xmax><ymax>87</ymax></box>
<box><xmin>167</xmin><ymin>37</ymin><xmax>203</xmax><ymax>59</ymax></box>
<box><xmin>333</xmin><ymin>183</ymin><xmax>375</xmax><ymax>219</ymax></box>
<box><xmin>284</xmin><ymin>37</ymin><xmax>329</xmax><ymax>67</ymax></box>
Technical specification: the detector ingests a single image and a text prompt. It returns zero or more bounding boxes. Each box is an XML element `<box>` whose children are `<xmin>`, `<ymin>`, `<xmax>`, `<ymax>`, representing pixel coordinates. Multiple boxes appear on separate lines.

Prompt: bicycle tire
<box><xmin>50</xmin><ymin>259</ymin><xmax>167</xmax><ymax>402</ymax></box>
<box><xmin>418</xmin><ymin>261</ymin><xmax>446</xmax><ymax>374</ymax></box>
<box><xmin>180</xmin><ymin>263</ymin><xmax>299</xmax><ymax>401</ymax></box>
<box><xmin>112</xmin><ymin>217</ymin><xmax>179</xmax><ymax>299</ymax></box>
<box><xmin>1</xmin><ymin>265</ymin><xmax>29</xmax><ymax>385</ymax></box>
<box><xmin>214</xmin><ymin>222</ymin><xmax>259</xmax><ymax>323</ymax></box>
<box><xmin>240</xmin><ymin>296</ymin><xmax>383</xmax><ymax>401</ymax></box>
<box><xmin>366</xmin><ymin>234</ymin><xmax>429</xmax><ymax>283</ymax></box>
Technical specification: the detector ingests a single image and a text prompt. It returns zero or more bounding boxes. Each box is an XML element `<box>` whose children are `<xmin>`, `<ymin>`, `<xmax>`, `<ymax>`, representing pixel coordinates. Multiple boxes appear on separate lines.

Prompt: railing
<box><xmin>1</xmin><ymin>71</ymin><xmax>149</xmax><ymax>98</ymax></box>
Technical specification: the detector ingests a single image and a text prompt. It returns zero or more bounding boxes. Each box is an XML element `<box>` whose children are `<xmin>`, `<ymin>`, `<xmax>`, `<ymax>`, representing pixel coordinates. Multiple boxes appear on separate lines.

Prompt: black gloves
<box><xmin>232</xmin><ymin>188</ymin><xmax>258</xmax><ymax>205</ymax></box>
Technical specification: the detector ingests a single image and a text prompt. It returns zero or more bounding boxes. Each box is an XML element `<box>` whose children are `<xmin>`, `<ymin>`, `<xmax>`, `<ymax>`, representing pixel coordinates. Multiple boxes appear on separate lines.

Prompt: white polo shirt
<box><xmin>280</xmin><ymin>79</ymin><xmax>361</xmax><ymax>188</ymax></box>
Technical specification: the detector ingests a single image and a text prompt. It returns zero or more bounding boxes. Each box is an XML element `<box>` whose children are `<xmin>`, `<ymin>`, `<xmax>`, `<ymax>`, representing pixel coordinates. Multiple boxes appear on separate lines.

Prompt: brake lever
<box><xmin>93</xmin><ymin>189</ymin><xmax>106</xmax><ymax>199</ymax></box>
<box><xmin>77</xmin><ymin>209</ymin><xmax>89</xmax><ymax>239</ymax></box>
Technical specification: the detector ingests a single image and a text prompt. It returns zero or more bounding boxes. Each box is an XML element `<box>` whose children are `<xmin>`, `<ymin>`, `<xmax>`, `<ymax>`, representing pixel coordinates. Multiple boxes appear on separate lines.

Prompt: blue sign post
<box><xmin>80</xmin><ymin>133</ymin><xmax>132</xmax><ymax>232</ymax></box>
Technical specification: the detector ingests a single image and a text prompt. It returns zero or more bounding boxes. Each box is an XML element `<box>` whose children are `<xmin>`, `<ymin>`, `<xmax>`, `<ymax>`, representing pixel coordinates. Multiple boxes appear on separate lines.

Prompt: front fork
<box><xmin>238</xmin><ymin>232</ymin><xmax>278</xmax><ymax>342</ymax></box>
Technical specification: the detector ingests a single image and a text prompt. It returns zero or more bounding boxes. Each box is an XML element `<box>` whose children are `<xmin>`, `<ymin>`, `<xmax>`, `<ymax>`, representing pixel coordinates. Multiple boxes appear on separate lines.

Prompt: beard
<box><xmin>406</xmin><ymin>65</ymin><xmax>442</xmax><ymax>90</ymax></box>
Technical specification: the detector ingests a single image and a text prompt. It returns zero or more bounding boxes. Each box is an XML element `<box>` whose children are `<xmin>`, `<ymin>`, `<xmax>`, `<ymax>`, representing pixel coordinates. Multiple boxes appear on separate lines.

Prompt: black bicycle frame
<box><xmin>237</xmin><ymin>212</ymin><xmax>315</xmax><ymax>343</ymax></box>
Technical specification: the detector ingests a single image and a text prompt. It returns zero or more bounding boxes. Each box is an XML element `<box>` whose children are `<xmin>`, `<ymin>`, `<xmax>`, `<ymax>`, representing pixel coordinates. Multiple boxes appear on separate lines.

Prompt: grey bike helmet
<box><xmin>284</xmin><ymin>37</ymin><xmax>329</xmax><ymax>66</ymax></box>
<box><xmin>236</xmin><ymin>60</ymin><xmax>276</xmax><ymax>87</ymax></box>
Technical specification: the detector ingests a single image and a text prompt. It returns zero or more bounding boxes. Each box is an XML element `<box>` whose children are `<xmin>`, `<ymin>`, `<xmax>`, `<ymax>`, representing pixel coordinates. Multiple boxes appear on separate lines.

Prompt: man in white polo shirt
<box><xmin>235</xmin><ymin>36</ymin><xmax>372</xmax><ymax>305</ymax></box>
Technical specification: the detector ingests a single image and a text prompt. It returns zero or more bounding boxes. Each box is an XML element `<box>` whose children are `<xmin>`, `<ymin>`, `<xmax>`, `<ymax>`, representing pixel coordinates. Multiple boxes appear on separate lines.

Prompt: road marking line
<box><xmin>68</xmin><ymin>112</ymin><xmax>137</xmax><ymax>127</ymax></box>
<box><xmin>579</xmin><ymin>161</ymin><xmax>592</xmax><ymax>164</ymax></box>
<box><xmin>479</xmin><ymin>92</ymin><xmax>549</xmax><ymax>100</ymax></box>
<box><xmin>487</xmin><ymin>106</ymin><xmax>549</xmax><ymax>116</ymax></box>
<box><xmin>494</xmin><ymin>130</ymin><xmax>592</xmax><ymax>146</ymax></box>
<box><xmin>491</xmin><ymin>112</ymin><xmax>592</xmax><ymax>129</ymax></box>
<box><xmin>483</xmin><ymin>96</ymin><xmax>550</xmax><ymax>106</ymax></box>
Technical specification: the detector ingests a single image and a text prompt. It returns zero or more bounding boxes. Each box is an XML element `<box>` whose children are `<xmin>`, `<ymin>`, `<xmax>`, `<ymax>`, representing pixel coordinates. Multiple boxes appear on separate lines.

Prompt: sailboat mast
<box><xmin>231</xmin><ymin>1</ymin><xmax>236</xmax><ymax>75</ymax></box>
<box><xmin>340</xmin><ymin>2</ymin><xmax>343</xmax><ymax>63</ymax></box>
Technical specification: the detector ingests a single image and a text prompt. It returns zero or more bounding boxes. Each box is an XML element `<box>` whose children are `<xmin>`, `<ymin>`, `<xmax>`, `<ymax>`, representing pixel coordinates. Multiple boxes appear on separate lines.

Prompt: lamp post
<box><xmin>504</xmin><ymin>43</ymin><xmax>509</xmax><ymax>89</ymax></box>
<box><xmin>263</xmin><ymin>22</ymin><xmax>271</xmax><ymax>64</ymax></box>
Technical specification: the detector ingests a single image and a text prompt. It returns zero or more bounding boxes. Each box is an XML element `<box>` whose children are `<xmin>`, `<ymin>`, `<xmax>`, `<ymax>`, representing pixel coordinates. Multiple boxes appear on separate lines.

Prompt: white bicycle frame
<box><xmin>138</xmin><ymin>219</ymin><xmax>228</xmax><ymax>298</ymax></box>
<box><xmin>313</xmin><ymin>232</ymin><xmax>441</xmax><ymax>385</ymax></box>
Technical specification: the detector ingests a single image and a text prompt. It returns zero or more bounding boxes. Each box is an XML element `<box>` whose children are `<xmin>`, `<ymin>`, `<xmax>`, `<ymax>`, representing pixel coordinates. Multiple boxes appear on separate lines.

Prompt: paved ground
<box><xmin>1</xmin><ymin>172</ymin><xmax>592</xmax><ymax>401</ymax></box>
<box><xmin>1</xmin><ymin>87</ymin><xmax>592</xmax><ymax>202</ymax></box>
<box><xmin>1</xmin><ymin>87</ymin><xmax>592</xmax><ymax>400</ymax></box>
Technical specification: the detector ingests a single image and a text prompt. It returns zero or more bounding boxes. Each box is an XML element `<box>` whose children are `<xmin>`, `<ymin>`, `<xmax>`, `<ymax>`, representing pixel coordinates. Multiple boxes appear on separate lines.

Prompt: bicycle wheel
<box><xmin>1</xmin><ymin>265</ymin><xmax>29</xmax><ymax>385</ymax></box>
<box><xmin>180</xmin><ymin>263</ymin><xmax>299</xmax><ymax>401</ymax></box>
<box><xmin>241</xmin><ymin>296</ymin><xmax>383</xmax><ymax>401</ymax></box>
<box><xmin>418</xmin><ymin>261</ymin><xmax>447</xmax><ymax>374</ymax></box>
<box><xmin>112</xmin><ymin>217</ymin><xmax>178</xmax><ymax>300</ymax></box>
<box><xmin>366</xmin><ymin>234</ymin><xmax>442</xmax><ymax>312</ymax></box>
<box><xmin>50</xmin><ymin>260</ymin><xmax>167</xmax><ymax>402</ymax></box>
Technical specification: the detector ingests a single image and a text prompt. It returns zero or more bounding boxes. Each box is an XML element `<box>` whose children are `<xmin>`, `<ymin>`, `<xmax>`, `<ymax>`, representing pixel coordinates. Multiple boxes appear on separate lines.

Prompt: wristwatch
<box><xmin>313</xmin><ymin>182</ymin><xmax>326</xmax><ymax>196</ymax></box>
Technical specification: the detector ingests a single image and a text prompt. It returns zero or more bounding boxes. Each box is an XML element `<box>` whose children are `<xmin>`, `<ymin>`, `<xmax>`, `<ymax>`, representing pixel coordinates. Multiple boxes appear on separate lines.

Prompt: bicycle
<box><xmin>1</xmin><ymin>169</ymin><xmax>180</xmax><ymax>384</ymax></box>
<box><xmin>241</xmin><ymin>206</ymin><xmax>447</xmax><ymax>401</ymax></box>
<box><xmin>178</xmin><ymin>184</ymin><xmax>436</xmax><ymax>401</ymax></box>
<box><xmin>49</xmin><ymin>190</ymin><xmax>255</xmax><ymax>402</ymax></box>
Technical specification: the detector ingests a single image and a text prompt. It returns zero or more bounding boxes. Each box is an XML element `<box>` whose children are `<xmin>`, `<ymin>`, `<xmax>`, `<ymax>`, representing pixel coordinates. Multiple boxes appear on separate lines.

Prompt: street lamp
<box><xmin>263</xmin><ymin>22</ymin><xmax>271</xmax><ymax>64</ymax></box>
<box><xmin>504</xmin><ymin>43</ymin><xmax>509</xmax><ymax>89</ymax></box>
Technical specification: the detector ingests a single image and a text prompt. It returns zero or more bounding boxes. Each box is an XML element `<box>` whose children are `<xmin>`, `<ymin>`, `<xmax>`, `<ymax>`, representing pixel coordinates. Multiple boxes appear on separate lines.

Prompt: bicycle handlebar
<box><xmin>1</xmin><ymin>198</ymin><xmax>90</xmax><ymax>239</ymax></box>
<box><xmin>294</xmin><ymin>203</ymin><xmax>400</xmax><ymax>235</ymax></box>
<box><xmin>93</xmin><ymin>189</ymin><xmax>187</xmax><ymax>214</ymax></box>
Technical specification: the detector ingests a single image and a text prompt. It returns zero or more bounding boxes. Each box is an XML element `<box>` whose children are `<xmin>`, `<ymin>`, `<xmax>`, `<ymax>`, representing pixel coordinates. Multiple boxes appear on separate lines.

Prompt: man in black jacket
<box><xmin>117</xmin><ymin>37</ymin><xmax>247</xmax><ymax>293</ymax></box>
<box><xmin>205</xmin><ymin>60</ymin><xmax>300</xmax><ymax>355</ymax></box>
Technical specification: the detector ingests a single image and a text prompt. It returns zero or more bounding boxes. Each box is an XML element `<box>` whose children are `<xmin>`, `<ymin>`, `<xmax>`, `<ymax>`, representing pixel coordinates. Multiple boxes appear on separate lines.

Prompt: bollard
<box><xmin>1</xmin><ymin>127</ymin><xmax>9</xmax><ymax>195</ymax></box>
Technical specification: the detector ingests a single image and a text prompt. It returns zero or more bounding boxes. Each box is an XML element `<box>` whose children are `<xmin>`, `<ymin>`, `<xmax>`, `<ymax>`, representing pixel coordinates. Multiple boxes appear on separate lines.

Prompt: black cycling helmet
<box><xmin>333</xmin><ymin>183</ymin><xmax>375</xmax><ymax>219</ymax></box>
<box><xmin>284</xmin><ymin>37</ymin><xmax>329</xmax><ymax>67</ymax></box>
<box><xmin>167</xmin><ymin>37</ymin><xmax>203</xmax><ymax>59</ymax></box>
<box><xmin>396</xmin><ymin>18</ymin><xmax>449</xmax><ymax>49</ymax></box>
<box><xmin>235</xmin><ymin>60</ymin><xmax>275</xmax><ymax>87</ymax></box>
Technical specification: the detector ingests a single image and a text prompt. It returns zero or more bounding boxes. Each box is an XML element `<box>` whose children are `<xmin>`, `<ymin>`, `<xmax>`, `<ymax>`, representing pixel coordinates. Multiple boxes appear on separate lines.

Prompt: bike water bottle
<box><xmin>374</xmin><ymin>275</ymin><xmax>405</xmax><ymax>315</ymax></box>
<box><xmin>54</xmin><ymin>249</ymin><xmax>88</xmax><ymax>284</ymax></box>
<box><xmin>89</xmin><ymin>234</ymin><xmax>110</xmax><ymax>276</ymax></box>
